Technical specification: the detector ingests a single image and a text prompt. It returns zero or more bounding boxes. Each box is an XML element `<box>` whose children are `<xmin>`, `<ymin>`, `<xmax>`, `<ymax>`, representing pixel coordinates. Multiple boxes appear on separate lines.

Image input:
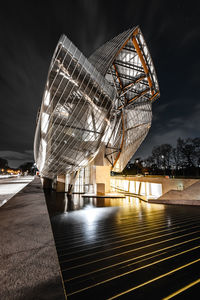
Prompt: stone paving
<box><xmin>0</xmin><ymin>178</ymin><xmax>66</xmax><ymax>300</ymax></box>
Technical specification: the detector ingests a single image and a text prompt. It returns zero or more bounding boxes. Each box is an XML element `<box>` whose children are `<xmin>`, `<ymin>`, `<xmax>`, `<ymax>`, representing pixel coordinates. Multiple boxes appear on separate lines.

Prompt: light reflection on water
<box><xmin>44</xmin><ymin>190</ymin><xmax>200</xmax><ymax>299</ymax></box>
<box><xmin>45</xmin><ymin>191</ymin><xmax>165</xmax><ymax>222</ymax></box>
<box><xmin>44</xmin><ymin>191</ymin><xmax>168</xmax><ymax>246</ymax></box>
<box><xmin>44</xmin><ymin>191</ymin><xmax>198</xmax><ymax>248</ymax></box>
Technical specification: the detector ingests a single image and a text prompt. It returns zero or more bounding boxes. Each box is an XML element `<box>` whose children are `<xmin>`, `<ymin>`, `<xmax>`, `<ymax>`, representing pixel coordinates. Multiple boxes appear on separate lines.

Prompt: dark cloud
<box><xmin>0</xmin><ymin>150</ymin><xmax>33</xmax><ymax>168</ymax></box>
<box><xmin>0</xmin><ymin>0</ymin><xmax>200</xmax><ymax>166</ymax></box>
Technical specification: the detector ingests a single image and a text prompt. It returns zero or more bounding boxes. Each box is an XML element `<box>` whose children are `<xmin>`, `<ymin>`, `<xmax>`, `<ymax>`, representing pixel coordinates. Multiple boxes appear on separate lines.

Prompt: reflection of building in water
<box><xmin>34</xmin><ymin>27</ymin><xmax>160</xmax><ymax>195</ymax></box>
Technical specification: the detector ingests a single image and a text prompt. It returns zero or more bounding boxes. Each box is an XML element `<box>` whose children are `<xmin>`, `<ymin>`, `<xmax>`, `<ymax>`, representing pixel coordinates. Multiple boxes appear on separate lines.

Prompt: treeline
<box><xmin>0</xmin><ymin>158</ymin><xmax>35</xmax><ymax>175</ymax></box>
<box><xmin>124</xmin><ymin>137</ymin><xmax>200</xmax><ymax>177</ymax></box>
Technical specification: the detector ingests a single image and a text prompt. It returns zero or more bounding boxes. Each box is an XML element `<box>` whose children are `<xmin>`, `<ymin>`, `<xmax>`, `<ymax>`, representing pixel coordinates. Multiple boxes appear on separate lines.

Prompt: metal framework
<box><xmin>34</xmin><ymin>27</ymin><xmax>160</xmax><ymax>178</ymax></box>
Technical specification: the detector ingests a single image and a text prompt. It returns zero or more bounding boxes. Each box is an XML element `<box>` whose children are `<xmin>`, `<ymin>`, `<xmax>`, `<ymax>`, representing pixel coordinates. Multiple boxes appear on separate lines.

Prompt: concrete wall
<box><xmin>151</xmin><ymin>180</ymin><xmax>200</xmax><ymax>205</ymax></box>
<box><xmin>95</xmin><ymin>166</ymin><xmax>111</xmax><ymax>194</ymax></box>
<box><xmin>56</xmin><ymin>175</ymin><xmax>66</xmax><ymax>192</ymax></box>
<box><xmin>93</xmin><ymin>144</ymin><xmax>110</xmax><ymax>167</ymax></box>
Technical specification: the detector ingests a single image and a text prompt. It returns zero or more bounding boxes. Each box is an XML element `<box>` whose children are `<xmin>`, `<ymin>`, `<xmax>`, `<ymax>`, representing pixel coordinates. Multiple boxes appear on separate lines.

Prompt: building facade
<box><xmin>34</xmin><ymin>27</ymin><xmax>160</xmax><ymax>193</ymax></box>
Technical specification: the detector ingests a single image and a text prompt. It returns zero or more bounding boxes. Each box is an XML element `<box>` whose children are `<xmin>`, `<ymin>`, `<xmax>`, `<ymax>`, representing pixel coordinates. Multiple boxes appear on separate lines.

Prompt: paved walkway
<box><xmin>0</xmin><ymin>177</ymin><xmax>66</xmax><ymax>300</ymax></box>
<box><xmin>0</xmin><ymin>176</ymin><xmax>33</xmax><ymax>207</ymax></box>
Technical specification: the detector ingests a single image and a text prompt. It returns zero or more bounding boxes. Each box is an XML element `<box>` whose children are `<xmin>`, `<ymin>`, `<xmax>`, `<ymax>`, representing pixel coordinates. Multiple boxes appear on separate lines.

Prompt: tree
<box><xmin>19</xmin><ymin>162</ymin><xmax>34</xmax><ymax>174</ymax></box>
<box><xmin>0</xmin><ymin>158</ymin><xmax>8</xmax><ymax>169</ymax></box>
<box><xmin>193</xmin><ymin>137</ymin><xmax>200</xmax><ymax>167</ymax></box>
<box><xmin>177</xmin><ymin>138</ymin><xmax>196</xmax><ymax>167</ymax></box>
<box><xmin>142</xmin><ymin>137</ymin><xmax>200</xmax><ymax>177</ymax></box>
<box><xmin>144</xmin><ymin>156</ymin><xmax>158</xmax><ymax>174</ymax></box>
<box><xmin>151</xmin><ymin>144</ymin><xmax>173</xmax><ymax>173</ymax></box>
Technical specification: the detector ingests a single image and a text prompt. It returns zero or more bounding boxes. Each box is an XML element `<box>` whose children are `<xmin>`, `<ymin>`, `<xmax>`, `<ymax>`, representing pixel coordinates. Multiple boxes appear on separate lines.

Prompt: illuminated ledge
<box><xmin>82</xmin><ymin>193</ymin><xmax>126</xmax><ymax>198</ymax></box>
<box><xmin>149</xmin><ymin>199</ymin><xmax>200</xmax><ymax>206</ymax></box>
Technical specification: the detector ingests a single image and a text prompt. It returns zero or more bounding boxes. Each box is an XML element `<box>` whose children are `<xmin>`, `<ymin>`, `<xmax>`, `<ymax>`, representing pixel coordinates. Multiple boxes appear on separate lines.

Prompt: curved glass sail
<box><xmin>34</xmin><ymin>35</ymin><xmax>115</xmax><ymax>178</ymax></box>
<box><xmin>98</xmin><ymin>27</ymin><xmax>159</xmax><ymax>172</ymax></box>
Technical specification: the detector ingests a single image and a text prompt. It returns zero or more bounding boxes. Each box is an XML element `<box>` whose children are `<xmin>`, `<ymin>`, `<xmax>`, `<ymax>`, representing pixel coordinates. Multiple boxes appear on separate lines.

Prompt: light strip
<box><xmin>57</xmin><ymin>218</ymin><xmax>200</xmax><ymax>254</ymax></box>
<box><xmin>110</xmin><ymin>257</ymin><xmax>200</xmax><ymax>299</ymax></box>
<box><xmin>64</xmin><ymin>236</ymin><xmax>200</xmax><ymax>282</ymax></box>
<box><xmin>59</xmin><ymin>224</ymin><xmax>200</xmax><ymax>259</ymax></box>
<box><xmin>163</xmin><ymin>278</ymin><xmax>200</xmax><ymax>300</ymax></box>
<box><xmin>67</xmin><ymin>247</ymin><xmax>200</xmax><ymax>296</ymax></box>
<box><xmin>60</xmin><ymin>228</ymin><xmax>200</xmax><ymax>264</ymax></box>
<box><xmin>55</xmin><ymin>214</ymin><xmax>200</xmax><ymax>246</ymax></box>
<box><xmin>54</xmin><ymin>212</ymin><xmax>200</xmax><ymax>242</ymax></box>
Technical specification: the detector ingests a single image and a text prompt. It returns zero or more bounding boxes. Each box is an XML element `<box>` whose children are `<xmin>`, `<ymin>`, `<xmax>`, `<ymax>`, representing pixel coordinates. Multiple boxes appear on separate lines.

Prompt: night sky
<box><xmin>0</xmin><ymin>0</ymin><xmax>200</xmax><ymax>167</ymax></box>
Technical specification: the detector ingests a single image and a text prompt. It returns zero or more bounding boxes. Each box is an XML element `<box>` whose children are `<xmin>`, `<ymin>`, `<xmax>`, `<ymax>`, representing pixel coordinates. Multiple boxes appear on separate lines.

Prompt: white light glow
<box><xmin>41</xmin><ymin>112</ymin><xmax>49</xmax><ymax>134</ymax></box>
<box><xmin>140</xmin><ymin>182</ymin><xmax>146</xmax><ymax>195</ymax></box>
<box><xmin>38</xmin><ymin>138</ymin><xmax>47</xmax><ymax>172</ymax></box>
<box><xmin>111</xmin><ymin>179</ymin><xmax>162</xmax><ymax>200</ymax></box>
<box><xmin>129</xmin><ymin>181</ymin><xmax>135</xmax><ymax>193</ymax></box>
<box><xmin>150</xmin><ymin>183</ymin><xmax>162</xmax><ymax>198</ymax></box>
<box><xmin>79</xmin><ymin>159</ymin><xmax>88</xmax><ymax>167</ymax></box>
<box><xmin>60</xmin><ymin>71</ymin><xmax>79</xmax><ymax>87</ymax></box>
<box><xmin>44</xmin><ymin>90</ymin><xmax>50</xmax><ymax>106</ymax></box>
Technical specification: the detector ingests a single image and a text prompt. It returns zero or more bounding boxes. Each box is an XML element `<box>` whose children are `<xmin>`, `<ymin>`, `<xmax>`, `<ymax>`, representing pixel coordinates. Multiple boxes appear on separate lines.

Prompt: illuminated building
<box><xmin>34</xmin><ymin>27</ymin><xmax>160</xmax><ymax>193</ymax></box>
